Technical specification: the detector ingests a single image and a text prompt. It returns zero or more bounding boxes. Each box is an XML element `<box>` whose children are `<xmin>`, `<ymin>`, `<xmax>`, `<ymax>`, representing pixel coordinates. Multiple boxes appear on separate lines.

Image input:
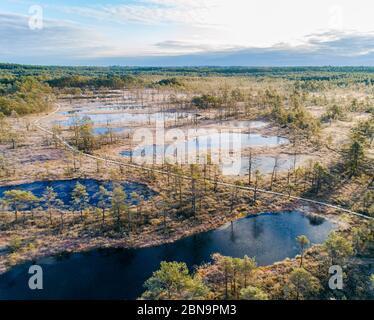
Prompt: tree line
<box><xmin>0</xmin><ymin>77</ymin><xmax>54</xmax><ymax>116</ymax></box>
<box><xmin>0</xmin><ymin>182</ymin><xmax>147</xmax><ymax>232</ymax></box>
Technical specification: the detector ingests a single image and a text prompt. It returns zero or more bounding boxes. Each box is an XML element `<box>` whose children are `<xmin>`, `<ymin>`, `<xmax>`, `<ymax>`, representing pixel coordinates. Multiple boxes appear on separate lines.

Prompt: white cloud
<box><xmin>0</xmin><ymin>13</ymin><xmax>111</xmax><ymax>58</ymax></box>
<box><xmin>153</xmin><ymin>40</ymin><xmax>237</xmax><ymax>54</ymax></box>
<box><xmin>59</xmin><ymin>0</ymin><xmax>219</xmax><ymax>27</ymax></box>
<box><xmin>55</xmin><ymin>0</ymin><xmax>374</xmax><ymax>49</ymax></box>
<box><xmin>2</xmin><ymin>1</ymin><xmax>374</xmax><ymax>65</ymax></box>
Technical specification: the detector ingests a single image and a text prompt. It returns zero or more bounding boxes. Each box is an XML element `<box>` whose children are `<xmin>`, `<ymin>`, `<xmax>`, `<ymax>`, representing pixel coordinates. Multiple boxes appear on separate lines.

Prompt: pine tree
<box><xmin>71</xmin><ymin>182</ymin><xmax>89</xmax><ymax>221</ymax></box>
<box><xmin>296</xmin><ymin>235</ymin><xmax>310</xmax><ymax>267</ymax></box>
<box><xmin>111</xmin><ymin>185</ymin><xmax>127</xmax><ymax>230</ymax></box>
<box><xmin>93</xmin><ymin>185</ymin><xmax>111</xmax><ymax>225</ymax></box>
<box><xmin>2</xmin><ymin>190</ymin><xmax>39</xmax><ymax>222</ymax></box>
<box><xmin>42</xmin><ymin>186</ymin><xmax>63</xmax><ymax>226</ymax></box>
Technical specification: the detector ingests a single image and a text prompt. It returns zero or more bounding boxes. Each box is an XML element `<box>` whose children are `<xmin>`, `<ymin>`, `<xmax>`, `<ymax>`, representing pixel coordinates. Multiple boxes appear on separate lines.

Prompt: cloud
<box><xmin>88</xmin><ymin>30</ymin><xmax>374</xmax><ymax>66</ymax></box>
<box><xmin>0</xmin><ymin>12</ymin><xmax>112</xmax><ymax>64</ymax></box>
<box><xmin>2</xmin><ymin>11</ymin><xmax>374</xmax><ymax>66</ymax></box>
<box><xmin>59</xmin><ymin>0</ymin><xmax>218</xmax><ymax>27</ymax></box>
<box><xmin>153</xmin><ymin>40</ymin><xmax>235</xmax><ymax>53</ymax></box>
<box><xmin>304</xmin><ymin>31</ymin><xmax>374</xmax><ymax>56</ymax></box>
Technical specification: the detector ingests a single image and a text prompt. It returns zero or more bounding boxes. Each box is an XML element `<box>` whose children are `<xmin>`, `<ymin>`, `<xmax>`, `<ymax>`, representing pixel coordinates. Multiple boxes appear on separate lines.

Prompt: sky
<box><xmin>1</xmin><ymin>0</ymin><xmax>374</xmax><ymax>66</ymax></box>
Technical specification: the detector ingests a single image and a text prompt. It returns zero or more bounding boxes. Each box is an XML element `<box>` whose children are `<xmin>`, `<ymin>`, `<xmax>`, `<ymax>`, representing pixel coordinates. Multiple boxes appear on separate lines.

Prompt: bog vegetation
<box><xmin>0</xmin><ymin>64</ymin><xmax>373</xmax><ymax>300</ymax></box>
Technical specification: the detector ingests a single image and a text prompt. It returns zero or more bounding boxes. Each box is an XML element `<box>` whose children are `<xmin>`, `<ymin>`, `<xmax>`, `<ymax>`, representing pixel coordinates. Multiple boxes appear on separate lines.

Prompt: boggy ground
<box><xmin>0</xmin><ymin>119</ymin><xmax>352</xmax><ymax>275</ymax></box>
<box><xmin>0</xmin><ymin>87</ymin><xmax>372</xmax><ymax>278</ymax></box>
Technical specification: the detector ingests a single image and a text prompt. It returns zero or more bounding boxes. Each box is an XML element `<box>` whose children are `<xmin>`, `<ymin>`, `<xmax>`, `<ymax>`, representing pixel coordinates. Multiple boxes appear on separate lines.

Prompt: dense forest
<box><xmin>2</xmin><ymin>63</ymin><xmax>374</xmax><ymax>115</ymax></box>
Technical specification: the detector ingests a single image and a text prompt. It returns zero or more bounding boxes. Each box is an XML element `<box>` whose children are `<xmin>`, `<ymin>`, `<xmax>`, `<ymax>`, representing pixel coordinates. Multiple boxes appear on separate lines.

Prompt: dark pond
<box><xmin>0</xmin><ymin>211</ymin><xmax>335</xmax><ymax>300</ymax></box>
<box><xmin>0</xmin><ymin>179</ymin><xmax>156</xmax><ymax>209</ymax></box>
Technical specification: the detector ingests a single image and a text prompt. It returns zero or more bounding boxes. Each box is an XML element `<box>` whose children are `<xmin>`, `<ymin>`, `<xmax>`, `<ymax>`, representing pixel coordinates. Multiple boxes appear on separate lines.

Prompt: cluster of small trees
<box><xmin>212</xmin><ymin>254</ymin><xmax>261</xmax><ymax>300</ymax></box>
<box><xmin>267</xmin><ymin>90</ymin><xmax>320</xmax><ymax>139</ymax></box>
<box><xmin>160</xmin><ymin>163</ymin><xmax>229</xmax><ymax>220</ymax></box>
<box><xmin>0</xmin><ymin>112</ymin><xmax>22</xmax><ymax>149</ymax></box>
<box><xmin>0</xmin><ymin>182</ymin><xmax>146</xmax><ymax>232</ymax></box>
<box><xmin>48</xmin><ymin>75</ymin><xmax>143</xmax><ymax>90</ymax></box>
<box><xmin>0</xmin><ymin>77</ymin><xmax>54</xmax><ymax>116</ymax></box>
<box><xmin>344</xmin><ymin>115</ymin><xmax>374</xmax><ymax>177</ymax></box>
<box><xmin>141</xmin><ymin>261</ymin><xmax>209</xmax><ymax>300</ymax></box>
<box><xmin>191</xmin><ymin>94</ymin><xmax>222</xmax><ymax>109</ymax></box>
<box><xmin>321</xmin><ymin>104</ymin><xmax>346</xmax><ymax>123</ymax></box>
<box><xmin>190</xmin><ymin>88</ymin><xmax>245</xmax><ymax>119</ymax></box>
<box><xmin>155</xmin><ymin>78</ymin><xmax>182</xmax><ymax>87</ymax></box>
<box><xmin>69</xmin><ymin>117</ymin><xmax>96</xmax><ymax>153</ymax></box>
<box><xmin>141</xmin><ymin>227</ymin><xmax>374</xmax><ymax>300</ymax></box>
<box><xmin>63</xmin><ymin>116</ymin><xmax>125</xmax><ymax>153</ymax></box>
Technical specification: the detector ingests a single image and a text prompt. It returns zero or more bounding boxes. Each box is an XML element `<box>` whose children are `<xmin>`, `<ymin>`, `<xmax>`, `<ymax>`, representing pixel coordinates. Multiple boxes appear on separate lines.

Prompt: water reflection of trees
<box><xmin>230</xmin><ymin>222</ymin><xmax>237</xmax><ymax>242</ymax></box>
<box><xmin>252</xmin><ymin>219</ymin><xmax>264</xmax><ymax>239</ymax></box>
<box><xmin>307</xmin><ymin>215</ymin><xmax>324</xmax><ymax>226</ymax></box>
<box><xmin>159</xmin><ymin>233</ymin><xmax>214</xmax><ymax>268</ymax></box>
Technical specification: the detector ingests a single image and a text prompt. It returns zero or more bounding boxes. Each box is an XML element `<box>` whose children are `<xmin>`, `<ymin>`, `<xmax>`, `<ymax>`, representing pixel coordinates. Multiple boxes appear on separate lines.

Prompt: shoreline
<box><xmin>0</xmin><ymin>203</ymin><xmax>348</xmax><ymax>275</ymax></box>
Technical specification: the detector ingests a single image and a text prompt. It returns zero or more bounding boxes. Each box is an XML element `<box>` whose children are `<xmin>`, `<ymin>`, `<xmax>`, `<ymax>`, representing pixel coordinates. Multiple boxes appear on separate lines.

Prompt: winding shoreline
<box><xmin>0</xmin><ymin>203</ymin><xmax>347</xmax><ymax>276</ymax></box>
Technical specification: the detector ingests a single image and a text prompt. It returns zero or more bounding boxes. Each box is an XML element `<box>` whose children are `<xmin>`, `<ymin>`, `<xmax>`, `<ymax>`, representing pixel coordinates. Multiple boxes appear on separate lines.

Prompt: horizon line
<box><xmin>3</xmin><ymin>63</ymin><xmax>374</xmax><ymax>69</ymax></box>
